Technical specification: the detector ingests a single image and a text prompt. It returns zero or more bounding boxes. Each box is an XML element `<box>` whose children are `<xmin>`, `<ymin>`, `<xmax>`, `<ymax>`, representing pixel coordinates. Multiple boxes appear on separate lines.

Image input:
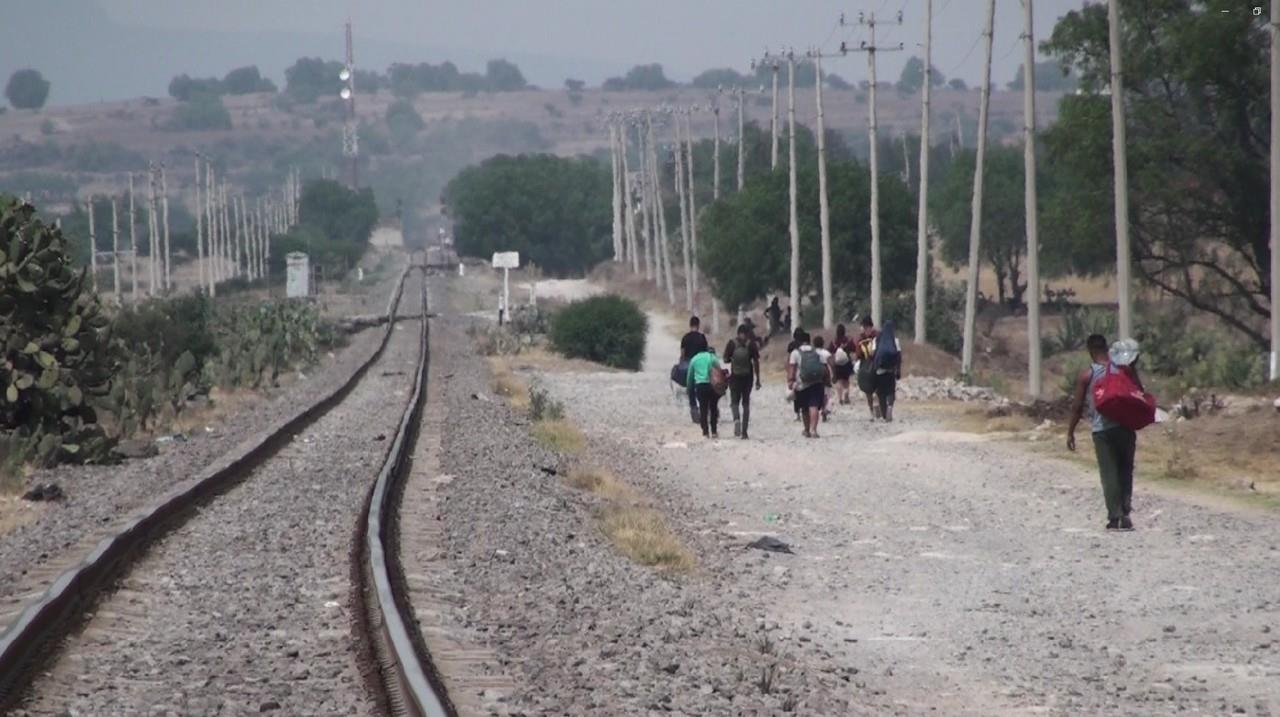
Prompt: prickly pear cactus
<box><xmin>0</xmin><ymin>195</ymin><xmax>116</xmax><ymax>464</ymax></box>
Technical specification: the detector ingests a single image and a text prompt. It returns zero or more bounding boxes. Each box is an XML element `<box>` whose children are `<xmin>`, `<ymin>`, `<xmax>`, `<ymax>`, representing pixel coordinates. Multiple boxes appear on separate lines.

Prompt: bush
<box><xmin>528</xmin><ymin>382</ymin><xmax>565</xmax><ymax>421</ymax></box>
<box><xmin>877</xmin><ymin>280</ymin><xmax>966</xmax><ymax>355</ymax></box>
<box><xmin>1044</xmin><ymin>306</ymin><xmax>1118</xmax><ymax>356</ymax></box>
<box><xmin>549</xmin><ymin>294</ymin><xmax>648</xmax><ymax>370</ymax></box>
<box><xmin>5</xmin><ymin>69</ymin><xmax>50</xmax><ymax>110</ymax></box>
<box><xmin>64</xmin><ymin>141</ymin><xmax>147</xmax><ymax>172</ymax></box>
<box><xmin>168</xmin><ymin>93</ymin><xmax>232</xmax><ymax>131</ymax></box>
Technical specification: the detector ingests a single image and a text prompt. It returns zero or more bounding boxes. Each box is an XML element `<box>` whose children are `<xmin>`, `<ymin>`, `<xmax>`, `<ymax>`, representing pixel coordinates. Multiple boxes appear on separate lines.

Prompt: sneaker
<box><xmin>1118</xmin><ymin>516</ymin><xmax>1134</xmax><ymax>531</ymax></box>
<box><xmin>740</xmin><ymin>433</ymin><xmax>749</xmax><ymax>440</ymax></box>
<box><xmin>702</xmin><ymin>430</ymin><xmax>710</xmax><ymax>438</ymax></box>
<box><xmin>1106</xmin><ymin>519</ymin><xmax>1120</xmax><ymax>530</ymax></box>
<box><xmin>734</xmin><ymin>420</ymin><xmax>742</xmax><ymax>437</ymax></box>
<box><xmin>802</xmin><ymin>429</ymin><xmax>810</xmax><ymax>438</ymax></box>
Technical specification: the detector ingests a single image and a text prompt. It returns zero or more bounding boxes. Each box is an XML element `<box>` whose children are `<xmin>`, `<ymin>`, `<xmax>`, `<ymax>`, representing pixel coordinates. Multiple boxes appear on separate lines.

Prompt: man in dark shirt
<box><xmin>722</xmin><ymin>324</ymin><xmax>762</xmax><ymax>439</ymax></box>
<box><xmin>679</xmin><ymin>316</ymin><xmax>707</xmax><ymax>424</ymax></box>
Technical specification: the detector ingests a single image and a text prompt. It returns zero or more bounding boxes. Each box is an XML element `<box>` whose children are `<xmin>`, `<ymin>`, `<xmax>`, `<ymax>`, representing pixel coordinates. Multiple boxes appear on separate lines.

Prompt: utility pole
<box><xmin>842</xmin><ymin>11</ymin><xmax>904</xmax><ymax>326</ymax></box>
<box><xmin>341</xmin><ymin>19</ymin><xmax>359</xmax><ymax>189</ymax></box>
<box><xmin>206</xmin><ymin>161</ymin><xmax>217</xmax><ymax>292</ymax></box>
<box><xmin>1108</xmin><ymin>0</ymin><xmax>1133</xmax><ymax>340</ymax></box>
<box><xmin>87</xmin><ymin>195</ymin><xmax>97</xmax><ymax>293</ymax></box>
<box><xmin>785</xmin><ymin>50</ymin><xmax>800</xmax><ymax>324</ymax></box>
<box><xmin>220</xmin><ymin>180</ymin><xmax>231</xmax><ymax>279</ymax></box>
<box><xmin>649</xmin><ymin>115</ymin><xmax>677</xmax><ymax>305</ymax></box>
<box><xmin>195</xmin><ymin>156</ymin><xmax>205</xmax><ymax>294</ymax></box>
<box><xmin>233</xmin><ymin>192</ymin><xmax>243</xmax><ymax>278</ymax></box>
<box><xmin>915</xmin><ymin>0</ymin><xmax>934</xmax><ymax>344</ymax></box>
<box><xmin>736</xmin><ymin>87</ymin><xmax>746</xmax><ymax>191</ymax></box>
<box><xmin>111</xmin><ymin>196</ymin><xmax>120</xmax><ymax>301</ymax></box>
<box><xmin>128</xmin><ymin>173</ymin><xmax>138</xmax><ymax>302</ymax></box>
<box><xmin>683</xmin><ymin>110</ymin><xmax>700</xmax><ymax>300</ymax></box>
<box><xmin>1023</xmin><ymin>0</ymin><xmax>1043</xmax><ymax>397</ymax></box>
<box><xmin>621</xmin><ymin>119</ymin><xmax>640</xmax><ymax>275</ymax></box>
<box><xmin>160</xmin><ymin>163</ymin><xmax>171</xmax><ymax>291</ymax></box>
<box><xmin>147</xmin><ymin>166</ymin><xmax>159</xmax><ymax>297</ymax></box>
<box><xmin>1272</xmin><ymin>0</ymin><xmax>1279</xmax><ymax>381</ymax></box>
<box><xmin>240</xmin><ymin>195</ymin><xmax>251</xmax><ymax>280</ymax></box>
<box><xmin>609</xmin><ymin>123</ymin><xmax>623</xmax><ymax>261</ymax></box>
<box><xmin>811</xmin><ymin>48</ymin><xmax>834</xmax><ymax>329</ymax></box>
<box><xmin>712</xmin><ymin>91</ymin><xmax>722</xmax><ymax>201</ymax></box>
<box><xmin>675</xmin><ymin>123</ymin><xmax>693</xmax><ymax>311</ymax></box>
<box><xmin>638</xmin><ymin>121</ymin><xmax>655</xmax><ymax>283</ymax></box>
<box><xmin>961</xmin><ymin>0</ymin><xmax>997</xmax><ymax>377</ymax></box>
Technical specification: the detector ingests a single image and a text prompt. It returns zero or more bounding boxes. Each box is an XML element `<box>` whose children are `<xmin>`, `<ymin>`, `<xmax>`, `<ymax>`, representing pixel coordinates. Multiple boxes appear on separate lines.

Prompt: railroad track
<box><xmin>0</xmin><ymin>263</ymin><xmax>453</xmax><ymax>716</ymax></box>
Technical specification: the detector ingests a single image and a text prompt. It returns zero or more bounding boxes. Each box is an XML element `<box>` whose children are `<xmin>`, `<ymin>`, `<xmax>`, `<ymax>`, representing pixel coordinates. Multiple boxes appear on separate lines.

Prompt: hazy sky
<box><xmin>4</xmin><ymin>0</ymin><xmax>1092</xmax><ymax>106</ymax></box>
<box><xmin>95</xmin><ymin>0</ymin><xmax>1089</xmax><ymax>85</ymax></box>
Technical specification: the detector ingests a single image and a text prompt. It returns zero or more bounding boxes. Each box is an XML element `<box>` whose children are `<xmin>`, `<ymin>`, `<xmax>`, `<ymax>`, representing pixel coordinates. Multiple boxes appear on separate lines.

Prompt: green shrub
<box><xmin>549</xmin><ymin>294</ymin><xmax>647</xmax><ymax>370</ymax></box>
<box><xmin>0</xmin><ymin>196</ymin><xmax>116</xmax><ymax>465</ymax></box>
<box><xmin>1136</xmin><ymin>308</ymin><xmax>1267</xmax><ymax>395</ymax></box>
<box><xmin>167</xmin><ymin>93</ymin><xmax>233</xmax><ymax>131</ymax></box>
<box><xmin>528</xmin><ymin>382</ymin><xmax>565</xmax><ymax>421</ymax></box>
<box><xmin>1044</xmin><ymin>306</ymin><xmax>1117</xmax><ymax>356</ymax></box>
<box><xmin>878</xmin><ymin>281</ymin><xmax>965</xmax><ymax>354</ymax></box>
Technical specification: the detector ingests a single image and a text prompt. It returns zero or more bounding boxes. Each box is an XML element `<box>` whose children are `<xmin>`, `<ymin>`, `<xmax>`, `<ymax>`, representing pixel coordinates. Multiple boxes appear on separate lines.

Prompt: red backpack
<box><xmin>1093</xmin><ymin>363</ymin><xmax>1157</xmax><ymax>431</ymax></box>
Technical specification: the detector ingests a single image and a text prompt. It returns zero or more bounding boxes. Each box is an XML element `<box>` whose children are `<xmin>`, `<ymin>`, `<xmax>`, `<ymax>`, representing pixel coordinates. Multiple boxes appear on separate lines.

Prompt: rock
<box><xmin>22</xmin><ymin>483</ymin><xmax>64</xmax><ymax>502</ymax></box>
<box><xmin>258</xmin><ymin>700</ymin><xmax>281</xmax><ymax>712</ymax></box>
<box><xmin>113</xmin><ymin>439</ymin><xmax>159</xmax><ymax>460</ymax></box>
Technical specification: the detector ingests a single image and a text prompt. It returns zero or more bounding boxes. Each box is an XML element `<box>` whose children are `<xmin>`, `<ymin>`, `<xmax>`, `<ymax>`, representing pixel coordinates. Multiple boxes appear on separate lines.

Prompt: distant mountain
<box><xmin>0</xmin><ymin>0</ymin><xmax>628</xmax><ymax>106</ymax></box>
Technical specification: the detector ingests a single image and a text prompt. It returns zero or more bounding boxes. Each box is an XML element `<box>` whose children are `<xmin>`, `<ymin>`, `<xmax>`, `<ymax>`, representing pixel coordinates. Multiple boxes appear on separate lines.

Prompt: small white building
<box><xmin>286</xmin><ymin>252</ymin><xmax>310</xmax><ymax>298</ymax></box>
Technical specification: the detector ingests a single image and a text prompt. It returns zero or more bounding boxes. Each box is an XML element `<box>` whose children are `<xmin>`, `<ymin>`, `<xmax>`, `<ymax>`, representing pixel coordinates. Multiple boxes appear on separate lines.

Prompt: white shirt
<box><xmin>788</xmin><ymin>345</ymin><xmax>830</xmax><ymax>390</ymax></box>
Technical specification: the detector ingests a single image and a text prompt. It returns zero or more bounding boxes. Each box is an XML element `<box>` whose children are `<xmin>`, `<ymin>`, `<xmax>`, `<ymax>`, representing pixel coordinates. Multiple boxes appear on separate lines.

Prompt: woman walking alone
<box><xmin>871</xmin><ymin>320</ymin><xmax>903</xmax><ymax>422</ymax></box>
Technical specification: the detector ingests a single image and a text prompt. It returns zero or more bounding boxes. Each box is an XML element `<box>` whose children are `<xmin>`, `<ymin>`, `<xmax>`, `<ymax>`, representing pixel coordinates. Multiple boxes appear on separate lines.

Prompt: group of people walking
<box><xmin>676</xmin><ymin>311</ymin><xmax>902</xmax><ymax>440</ymax></box>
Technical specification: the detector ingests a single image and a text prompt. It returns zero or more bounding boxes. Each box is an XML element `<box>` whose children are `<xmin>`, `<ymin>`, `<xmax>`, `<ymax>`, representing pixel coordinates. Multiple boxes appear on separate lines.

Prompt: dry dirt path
<box><xmin>532</xmin><ymin>280</ymin><xmax>1280</xmax><ymax>716</ymax></box>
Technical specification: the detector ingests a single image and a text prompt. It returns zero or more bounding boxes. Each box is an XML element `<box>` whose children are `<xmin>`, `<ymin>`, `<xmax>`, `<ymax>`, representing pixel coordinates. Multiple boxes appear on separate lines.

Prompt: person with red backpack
<box><xmin>686</xmin><ymin>345</ymin><xmax>725</xmax><ymax>439</ymax></box>
<box><xmin>722</xmin><ymin>324</ymin><xmax>761</xmax><ymax>439</ymax></box>
<box><xmin>1067</xmin><ymin>334</ymin><xmax>1152</xmax><ymax>531</ymax></box>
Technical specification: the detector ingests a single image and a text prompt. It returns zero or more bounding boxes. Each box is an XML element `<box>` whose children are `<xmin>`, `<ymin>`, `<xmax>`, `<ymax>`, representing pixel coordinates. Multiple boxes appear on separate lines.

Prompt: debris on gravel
<box><xmin>897</xmin><ymin>376</ymin><xmax>998</xmax><ymax>402</ymax></box>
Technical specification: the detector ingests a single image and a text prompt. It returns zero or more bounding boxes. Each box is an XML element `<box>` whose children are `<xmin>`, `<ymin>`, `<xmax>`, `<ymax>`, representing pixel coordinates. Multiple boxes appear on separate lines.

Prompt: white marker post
<box><xmin>492</xmin><ymin>251</ymin><xmax>519</xmax><ymax>326</ymax></box>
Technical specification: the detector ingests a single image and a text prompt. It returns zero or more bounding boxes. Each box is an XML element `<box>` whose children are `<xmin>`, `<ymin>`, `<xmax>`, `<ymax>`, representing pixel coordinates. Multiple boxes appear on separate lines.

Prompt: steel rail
<box><xmin>0</xmin><ymin>264</ymin><xmax>418</xmax><ymax>711</ymax></box>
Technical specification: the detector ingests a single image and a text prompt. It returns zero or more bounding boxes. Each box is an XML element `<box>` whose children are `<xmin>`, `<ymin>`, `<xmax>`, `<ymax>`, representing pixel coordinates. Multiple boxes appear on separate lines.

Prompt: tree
<box><xmin>167</xmin><ymin>93</ymin><xmax>232</xmax><ymax>131</ymax></box>
<box><xmin>826</xmin><ymin>73</ymin><xmax>853</xmax><ymax>90</ymax></box>
<box><xmin>699</xmin><ymin>154</ymin><xmax>916</xmax><ymax>314</ymax></box>
<box><xmin>442</xmin><ymin>154</ymin><xmax>611</xmax><ymax>276</ymax></box>
<box><xmin>284</xmin><ymin>57</ymin><xmax>345</xmax><ymax>104</ymax></box>
<box><xmin>896</xmin><ymin>56</ymin><xmax>945</xmax><ymax>94</ymax></box>
<box><xmin>564</xmin><ymin>78</ymin><xmax>585</xmax><ymax>92</ymax></box>
<box><xmin>1007</xmin><ymin>59</ymin><xmax>1077</xmax><ymax>91</ymax></box>
<box><xmin>168</xmin><ymin>74</ymin><xmax>223</xmax><ymax>101</ymax></box>
<box><xmin>1042</xmin><ymin>0</ymin><xmax>1272</xmax><ymax>346</ymax></box>
<box><xmin>948</xmin><ymin>78</ymin><xmax>969</xmax><ymax>91</ymax></box>
<box><xmin>222</xmin><ymin>65</ymin><xmax>277</xmax><ymax>95</ymax></box>
<box><xmin>485</xmin><ymin>59</ymin><xmax>527</xmax><ymax>91</ymax></box>
<box><xmin>691</xmin><ymin>68</ymin><xmax>749</xmax><ymax>89</ymax></box>
<box><xmin>6</xmin><ymin>69</ymin><xmax>51</xmax><ymax>109</ymax></box>
<box><xmin>603</xmin><ymin>64</ymin><xmax>676</xmax><ymax>91</ymax></box>
<box><xmin>298</xmin><ymin>179</ymin><xmax>378</xmax><ymax>246</ymax></box>
<box><xmin>385</xmin><ymin>99</ymin><xmax>425</xmax><ymax>145</ymax></box>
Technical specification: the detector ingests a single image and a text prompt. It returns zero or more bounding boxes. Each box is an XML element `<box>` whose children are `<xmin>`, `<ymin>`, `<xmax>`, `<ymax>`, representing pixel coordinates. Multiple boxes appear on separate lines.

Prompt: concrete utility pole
<box><xmin>1108</xmin><ymin>0</ymin><xmax>1133</xmax><ymax>340</ymax></box>
<box><xmin>160</xmin><ymin>164</ymin><xmax>171</xmax><ymax>291</ymax></box>
<box><xmin>712</xmin><ymin>93</ymin><xmax>722</xmax><ymax>201</ymax></box>
<box><xmin>683</xmin><ymin>111</ymin><xmax>700</xmax><ymax>300</ymax></box>
<box><xmin>232</xmin><ymin>192</ymin><xmax>243</xmax><ymax>277</ymax></box>
<box><xmin>240</xmin><ymin>195</ymin><xmax>251</xmax><ymax>280</ymax></box>
<box><xmin>257</xmin><ymin>198</ymin><xmax>267</xmax><ymax>279</ymax></box>
<box><xmin>147</xmin><ymin>166</ymin><xmax>159</xmax><ymax>297</ymax></box>
<box><xmin>675</xmin><ymin>124</ymin><xmax>693</xmax><ymax>311</ymax></box>
<box><xmin>901</xmin><ymin>133</ymin><xmax>912</xmax><ymax>186</ymax></box>
<box><xmin>621</xmin><ymin>120</ymin><xmax>640</xmax><ymax>275</ymax></box>
<box><xmin>1023</xmin><ymin>0</ymin><xmax>1043</xmax><ymax>397</ymax></box>
<box><xmin>735</xmin><ymin>87</ymin><xmax>746</xmax><ymax>192</ymax></box>
<box><xmin>961</xmin><ymin>0</ymin><xmax>997</xmax><ymax>377</ymax></box>
<box><xmin>195</xmin><ymin>156</ymin><xmax>205</xmax><ymax>294</ymax></box>
<box><xmin>87</xmin><ymin>195</ymin><xmax>97</xmax><ymax>293</ymax></box>
<box><xmin>205</xmin><ymin>161</ymin><xmax>216</xmax><ymax>290</ymax></box>
<box><xmin>649</xmin><ymin>115</ymin><xmax>677</xmax><ymax>306</ymax></box>
<box><xmin>812</xmin><ymin>49</ymin><xmax>834</xmax><ymax>329</ymax></box>
<box><xmin>915</xmin><ymin>0</ymin><xmax>934</xmax><ymax>344</ymax></box>
<box><xmin>128</xmin><ymin>173</ymin><xmax>138</xmax><ymax>302</ymax></box>
<box><xmin>1272</xmin><ymin>0</ymin><xmax>1279</xmax><ymax>380</ymax></box>
<box><xmin>609</xmin><ymin>123</ymin><xmax>623</xmax><ymax>261</ymax></box>
<box><xmin>111</xmin><ymin>196</ymin><xmax>120</xmax><ymax>300</ymax></box>
<box><xmin>342</xmin><ymin>19</ymin><xmax>359</xmax><ymax>189</ymax></box>
<box><xmin>843</xmin><ymin>11</ymin><xmax>905</xmax><ymax>327</ymax></box>
<box><xmin>786</xmin><ymin>51</ymin><xmax>800</xmax><ymax>325</ymax></box>
<box><xmin>638</xmin><ymin>122</ymin><xmax>654</xmax><ymax>283</ymax></box>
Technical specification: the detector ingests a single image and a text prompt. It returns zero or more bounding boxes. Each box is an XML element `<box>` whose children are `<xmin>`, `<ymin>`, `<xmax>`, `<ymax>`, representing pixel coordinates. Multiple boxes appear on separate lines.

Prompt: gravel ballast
<box><xmin>0</xmin><ymin>266</ymin><xmax>404</xmax><ymax>610</ymax></box>
<box><xmin>14</xmin><ymin>276</ymin><xmax>425</xmax><ymax>716</ymax></box>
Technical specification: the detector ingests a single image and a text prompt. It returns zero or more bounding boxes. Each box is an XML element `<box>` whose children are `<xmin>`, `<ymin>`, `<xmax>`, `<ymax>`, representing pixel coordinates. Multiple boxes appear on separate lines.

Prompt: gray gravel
<box><xmin>0</xmin><ymin>264</ymin><xmax>405</xmax><ymax>610</ymax></box>
<box><xmin>14</xmin><ymin>275</ymin><xmax>424</xmax><ymax>716</ymax></box>
<box><xmin>421</xmin><ymin>295</ymin><xmax>870</xmax><ymax>715</ymax></box>
<box><xmin>524</xmin><ymin>305</ymin><xmax>1280</xmax><ymax>716</ymax></box>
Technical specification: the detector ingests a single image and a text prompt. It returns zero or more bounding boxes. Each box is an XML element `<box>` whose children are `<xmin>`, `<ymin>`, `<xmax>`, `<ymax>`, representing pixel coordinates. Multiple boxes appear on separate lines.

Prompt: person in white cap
<box><xmin>1067</xmin><ymin>334</ymin><xmax>1144</xmax><ymax>531</ymax></box>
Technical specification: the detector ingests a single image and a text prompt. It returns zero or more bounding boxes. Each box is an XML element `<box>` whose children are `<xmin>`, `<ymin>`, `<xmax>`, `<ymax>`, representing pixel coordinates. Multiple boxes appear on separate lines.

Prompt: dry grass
<box><xmin>0</xmin><ymin>495</ymin><xmax>41</xmax><ymax>538</ymax></box>
<box><xmin>531</xmin><ymin>419</ymin><xmax>586</xmax><ymax>455</ymax></box>
<box><xmin>488</xmin><ymin>357</ymin><xmax>531</xmax><ymax>412</ymax></box>
<box><xmin>566</xmin><ymin>465</ymin><xmax>636</xmax><ymax>503</ymax></box>
<box><xmin>600</xmin><ymin>506</ymin><xmax>696</xmax><ymax>572</ymax></box>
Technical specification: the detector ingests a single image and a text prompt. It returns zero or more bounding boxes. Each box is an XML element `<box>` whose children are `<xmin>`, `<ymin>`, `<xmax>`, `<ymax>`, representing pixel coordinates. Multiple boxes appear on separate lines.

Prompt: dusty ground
<box><xmin>515</xmin><ymin>278</ymin><xmax>1280</xmax><ymax>716</ymax></box>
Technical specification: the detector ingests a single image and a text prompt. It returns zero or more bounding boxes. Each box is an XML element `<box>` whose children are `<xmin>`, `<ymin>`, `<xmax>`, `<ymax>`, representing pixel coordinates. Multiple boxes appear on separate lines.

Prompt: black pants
<box><xmin>686</xmin><ymin>382</ymin><xmax>699</xmax><ymax>423</ymax></box>
<box><xmin>729</xmin><ymin>376</ymin><xmax>753</xmax><ymax>435</ymax></box>
<box><xmin>695</xmin><ymin>383</ymin><xmax>721</xmax><ymax>435</ymax></box>
<box><xmin>1092</xmin><ymin>426</ymin><xmax>1136</xmax><ymax>521</ymax></box>
<box><xmin>875</xmin><ymin>372</ymin><xmax>897</xmax><ymax>417</ymax></box>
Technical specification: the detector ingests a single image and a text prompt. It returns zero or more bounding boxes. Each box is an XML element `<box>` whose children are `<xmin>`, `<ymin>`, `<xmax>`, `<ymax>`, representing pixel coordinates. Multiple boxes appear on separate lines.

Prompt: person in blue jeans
<box><xmin>1067</xmin><ymin>334</ymin><xmax>1142</xmax><ymax>531</ymax></box>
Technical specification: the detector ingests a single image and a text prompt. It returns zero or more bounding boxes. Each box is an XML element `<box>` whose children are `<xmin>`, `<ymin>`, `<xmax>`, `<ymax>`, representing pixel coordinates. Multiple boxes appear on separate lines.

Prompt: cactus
<box><xmin>1</xmin><ymin>195</ymin><xmax>116</xmax><ymax>465</ymax></box>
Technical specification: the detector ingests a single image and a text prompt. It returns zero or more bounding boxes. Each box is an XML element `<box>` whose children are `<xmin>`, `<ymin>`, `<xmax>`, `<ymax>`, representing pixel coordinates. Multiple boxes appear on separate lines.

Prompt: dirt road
<box><xmin>531</xmin><ymin>281</ymin><xmax>1280</xmax><ymax>716</ymax></box>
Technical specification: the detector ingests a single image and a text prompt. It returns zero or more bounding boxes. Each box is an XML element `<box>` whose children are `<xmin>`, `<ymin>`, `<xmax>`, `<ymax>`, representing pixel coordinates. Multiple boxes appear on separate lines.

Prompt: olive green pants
<box><xmin>1092</xmin><ymin>426</ymin><xmax>1136</xmax><ymax>521</ymax></box>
